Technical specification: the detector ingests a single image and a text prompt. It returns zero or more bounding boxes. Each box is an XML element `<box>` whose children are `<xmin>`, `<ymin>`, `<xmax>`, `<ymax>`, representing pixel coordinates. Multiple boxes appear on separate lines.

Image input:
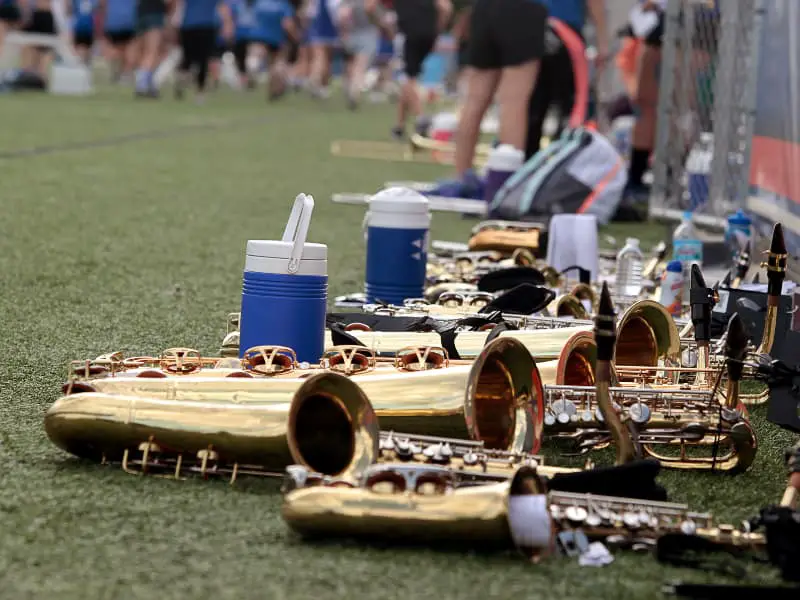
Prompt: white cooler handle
<box><xmin>282</xmin><ymin>193</ymin><xmax>315</xmax><ymax>274</ymax></box>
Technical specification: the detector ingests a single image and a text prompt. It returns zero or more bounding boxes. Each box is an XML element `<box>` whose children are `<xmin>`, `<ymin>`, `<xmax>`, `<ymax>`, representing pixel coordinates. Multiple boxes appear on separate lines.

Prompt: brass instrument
<box><xmin>51</xmin><ymin>339</ymin><xmax>600</xmax><ymax>484</ymax></box>
<box><xmin>281</xmin><ymin>463</ymin><xmax>766</xmax><ymax>557</ymax></box>
<box><xmin>46</xmin><ymin>370</ymin><xmax>381</xmax><ymax>481</ymax></box>
<box><xmin>58</xmin><ymin>338</ymin><xmax>547</xmax><ymax>456</ymax></box>
<box><xmin>321</xmin><ymin>299</ymin><xmax>682</xmax><ymax>374</ymax></box>
<box><xmin>756</xmin><ymin>223</ymin><xmax>787</xmax><ymax>356</ymax></box>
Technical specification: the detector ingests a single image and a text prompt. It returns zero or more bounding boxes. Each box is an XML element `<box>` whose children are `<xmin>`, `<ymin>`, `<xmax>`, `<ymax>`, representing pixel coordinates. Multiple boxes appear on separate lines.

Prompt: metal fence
<box><xmin>649</xmin><ymin>0</ymin><xmax>765</xmax><ymax>230</ymax></box>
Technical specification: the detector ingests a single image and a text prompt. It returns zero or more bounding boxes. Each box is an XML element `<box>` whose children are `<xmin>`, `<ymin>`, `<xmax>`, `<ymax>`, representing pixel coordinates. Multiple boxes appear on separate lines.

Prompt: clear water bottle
<box><xmin>724</xmin><ymin>209</ymin><xmax>752</xmax><ymax>259</ymax></box>
<box><xmin>615</xmin><ymin>237</ymin><xmax>644</xmax><ymax>298</ymax></box>
<box><xmin>672</xmin><ymin>211</ymin><xmax>703</xmax><ymax>302</ymax></box>
<box><xmin>685</xmin><ymin>133</ymin><xmax>713</xmax><ymax>211</ymax></box>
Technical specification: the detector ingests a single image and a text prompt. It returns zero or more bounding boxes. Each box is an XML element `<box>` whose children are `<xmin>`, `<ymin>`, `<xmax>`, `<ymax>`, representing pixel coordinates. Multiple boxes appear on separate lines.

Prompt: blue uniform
<box><xmin>252</xmin><ymin>0</ymin><xmax>294</xmax><ymax>47</ymax></box>
<box><xmin>72</xmin><ymin>0</ymin><xmax>97</xmax><ymax>34</ymax></box>
<box><xmin>104</xmin><ymin>0</ymin><xmax>136</xmax><ymax>32</ymax></box>
<box><xmin>537</xmin><ymin>0</ymin><xmax>585</xmax><ymax>33</ymax></box>
<box><xmin>229</xmin><ymin>0</ymin><xmax>256</xmax><ymax>41</ymax></box>
<box><xmin>182</xmin><ymin>0</ymin><xmax>222</xmax><ymax>29</ymax></box>
<box><xmin>308</xmin><ymin>0</ymin><xmax>337</xmax><ymax>44</ymax></box>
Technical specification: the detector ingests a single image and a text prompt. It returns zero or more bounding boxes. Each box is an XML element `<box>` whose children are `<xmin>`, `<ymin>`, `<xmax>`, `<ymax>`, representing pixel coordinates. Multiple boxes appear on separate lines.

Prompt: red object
<box><xmin>547</xmin><ymin>17</ymin><xmax>590</xmax><ymax>129</ymax></box>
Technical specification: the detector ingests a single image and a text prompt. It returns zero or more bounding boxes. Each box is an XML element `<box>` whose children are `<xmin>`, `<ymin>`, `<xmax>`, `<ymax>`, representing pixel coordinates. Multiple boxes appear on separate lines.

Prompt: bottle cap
<box><xmin>625</xmin><ymin>237</ymin><xmax>640</xmax><ymax>247</ymax></box>
<box><xmin>665</xmin><ymin>260</ymin><xmax>682</xmax><ymax>273</ymax></box>
<box><xmin>683</xmin><ymin>211</ymin><xmax>693</xmax><ymax>221</ymax></box>
<box><xmin>727</xmin><ymin>209</ymin><xmax>752</xmax><ymax>225</ymax></box>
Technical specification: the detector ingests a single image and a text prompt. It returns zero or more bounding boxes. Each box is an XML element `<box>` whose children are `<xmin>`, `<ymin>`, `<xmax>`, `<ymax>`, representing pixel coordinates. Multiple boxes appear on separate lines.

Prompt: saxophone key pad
<box><xmin>628</xmin><ymin>402</ymin><xmax>651</xmax><ymax>424</ymax></box>
<box><xmin>622</xmin><ymin>512</ymin><xmax>641</xmax><ymax>529</ymax></box>
<box><xmin>680</xmin><ymin>520</ymin><xmax>697</xmax><ymax>535</ymax></box>
<box><xmin>564</xmin><ymin>505</ymin><xmax>588</xmax><ymax>523</ymax></box>
<box><xmin>544</xmin><ymin>413</ymin><xmax>557</xmax><ymax>426</ymax></box>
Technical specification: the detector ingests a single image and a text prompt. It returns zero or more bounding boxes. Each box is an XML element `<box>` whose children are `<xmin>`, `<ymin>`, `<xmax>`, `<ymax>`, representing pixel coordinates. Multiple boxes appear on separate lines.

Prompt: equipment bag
<box><xmin>488</xmin><ymin>127</ymin><xmax>627</xmax><ymax>225</ymax></box>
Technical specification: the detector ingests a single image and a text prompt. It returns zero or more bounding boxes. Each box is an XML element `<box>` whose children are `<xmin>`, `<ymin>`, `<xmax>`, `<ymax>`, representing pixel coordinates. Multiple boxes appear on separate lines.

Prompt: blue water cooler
<box><xmin>239</xmin><ymin>194</ymin><xmax>328</xmax><ymax>363</ymax></box>
<box><xmin>364</xmin><ymin>187</ymin><xmax>431</xmax><ymax>305</ymax></box>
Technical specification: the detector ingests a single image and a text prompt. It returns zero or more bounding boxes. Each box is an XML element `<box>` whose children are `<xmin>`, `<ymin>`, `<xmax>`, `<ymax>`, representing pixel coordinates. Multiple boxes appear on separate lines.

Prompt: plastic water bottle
<box><xmin>659</xmin><ymin>260</ymin><xmax>684</xmax><ymax>317</ymax></box>
<box><xmin>685</xmin><ymin>132</ymin><xmax>713</xmax><ymax>210</ymax></box>
<box><xmin>239</xmin><ymin>194</ymin><xmax>328</xmax><ymax>363</ymax></box>
<box><xmin>672</xmin><ymin>211</ymin><xmax>703</xmax><ymax>302</ymax></box>
<box><xmin>615</xmin><ymin>237</ymin><xmax>644</xmax><ymax>298</ymax></box>
<box><xmin>609</xmin><ymin>116</ymin><xmax>636</xmax><ymax>159</ymax></box>
<box><xmin>483</xmin><ymin>144</ymin><xmax>524</xmax><ymax>204</ymax></box>
<box><xmin>724</xmin><ymin>209</ymin><xmax>752</xmax><ymax>259</ymax></box>
<box><xmin>365</xmin><ymin>187</ymin><xmax>431</xmax><ymax>305</ymax></box>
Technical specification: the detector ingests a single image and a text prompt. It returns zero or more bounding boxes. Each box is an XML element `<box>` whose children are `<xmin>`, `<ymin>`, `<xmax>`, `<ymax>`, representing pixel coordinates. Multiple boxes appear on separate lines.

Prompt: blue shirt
<box><xmin>252</xmin><ymin>0</ymin><xmax>294</xmax><ymax>45</ymax></box>
<box><xmin>538</xmin><ymin>0</ymin><xmax>585</xmax><ymax>32</ymax></box>
<box><xmin>182</xmin><ymin>0</ymin><xmax>222</xmax><ymax>28</ymax></box>
<box><xmin>104</xmin><ymin>0</ymin><xmax>136</xmax><ymax>32</ymax></box>
<box><xmin>229</xmin><ymin>0</ymin><xmax>256</xmax><ymax>39</ymax></box>
<box><xmin>73</xmin><ymin>0</ymin><xmax>97</xmax><ymax>33</ymax></box>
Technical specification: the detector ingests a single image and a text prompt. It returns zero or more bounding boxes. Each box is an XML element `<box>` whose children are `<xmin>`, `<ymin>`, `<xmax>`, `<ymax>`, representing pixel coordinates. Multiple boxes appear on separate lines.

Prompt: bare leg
<box><xmin>495</xmin><ymin>60</ymin><xmax>540</xmax><ymax>150</ymax></box>
<box><xmin>454</xmin><ymin>66</ymin><xmax>500</xmax><ymax>175</ymax></box>
<box><xmin>136</xmin><ymin>28</ymin><xmax>163</xmax><ymax>94</ymax></box>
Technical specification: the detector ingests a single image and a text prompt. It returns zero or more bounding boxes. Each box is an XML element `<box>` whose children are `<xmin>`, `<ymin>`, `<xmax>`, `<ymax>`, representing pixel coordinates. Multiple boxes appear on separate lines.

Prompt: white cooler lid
<box><xmin>246</xmin><ymin>240</ymin><xmax>328</xmax><ymax>261</ymax></box>
<box><xmin>370</xmin><ymin>187</ymin><xmax>430</xmax><ymax>214</ymax></box>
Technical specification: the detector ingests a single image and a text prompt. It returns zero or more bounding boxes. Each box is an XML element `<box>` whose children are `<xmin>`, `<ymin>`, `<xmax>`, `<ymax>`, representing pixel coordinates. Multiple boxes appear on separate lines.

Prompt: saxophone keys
<box><xmin>628</xmin><ymin>402</ymin><xmax>651</xmax><ymax>424</ymax></box>
<box><xmin>565</xmin><ymin>505</ymin><xmax>589</xmax><ymax>523</ymax></box>
<box><xmin>680</xmin><ymin>520</ymin><xmax>698</xmax><ymax>535</ymax></box>
<box><xmin>580</xmin><ymin>410</ymin><xmax>594</xmax><ymax>423</ymax></box>
<box><xmin>622</xmin><ymin>512</ymin><xmax>641</xmax><ymax>529</ymax></box>
<box><xmin>544</xmin><ymin>413</ymin><xmax>557</xmax><ymax>426</ymax></box>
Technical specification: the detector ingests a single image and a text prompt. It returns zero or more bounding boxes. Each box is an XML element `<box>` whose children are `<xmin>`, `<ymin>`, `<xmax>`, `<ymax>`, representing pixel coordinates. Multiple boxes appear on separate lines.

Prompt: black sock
<box><xmin>628</xmin><ymin>148</ymin><xmax>651</xmax><ymax>187</ymax></box>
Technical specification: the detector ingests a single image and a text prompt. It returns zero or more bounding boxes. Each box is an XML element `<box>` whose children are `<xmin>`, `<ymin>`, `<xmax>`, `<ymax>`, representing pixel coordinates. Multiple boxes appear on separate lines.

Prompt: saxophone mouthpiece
<box><xmin>594</xmin><ymin>282</ymin><xmax>616</xmax><ymax>364</ymax></box>
<box><xmin>721</xmin><ymin>270</ymin><xmax>732</xmax><ymax>288</ymax></box>
<box><xmin>690</xmin><ymin>264</ymin><xmax>713</xmax><ymax>343</ymax></box>
<box><xmin>766</xmin><ymin>223</ymin><xmax>788</xmax><ymax>298</ymax></box>
<box><xmin>736</xmin><ymin>240</ymin><xmax>751</xmax><ymax>272</ymax></box>
<box><xmin>724</xmin><ymin>314</ymin><xmax>749</xmax><ymax>383</ymax></box>
<box><xmin>654</xmin><ymin>241</ymin><xmax>668</xmax><ymax>261</ymax></box>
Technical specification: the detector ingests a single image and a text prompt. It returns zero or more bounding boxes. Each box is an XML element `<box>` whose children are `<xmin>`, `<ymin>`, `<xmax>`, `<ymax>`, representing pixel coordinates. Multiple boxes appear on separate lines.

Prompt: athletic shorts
<box><xmin>341</xmin><ymin>28</ymin><xmax>379</xmax><ymax>59</ymax></box>
<box><xmin>211</xmin><ymin>40</ymin><xmax>227</xmax><ymax>59</ymax></box>
<box><xmin>74</xmin><ymin>30</ymin><xmax>94</xmax><ymax>47</ymax></box>
<box><xmin>137</xmin><ymin>11</ymin><xmax>165</xmax><ymax>33</ymax></box>
<box><xmin>467</xmin><ymin>0</ymin><xmax>546</xmax><ymax>69</ymax></box>
<box><xmin>23</xmin><ymin>9</ymin><xmax>56</xmax><ymax>35</ymax></box>
<box><xmin>105</xmin><ymin>29</ymin><xmax>135</xmax><ymax>45</ymax></box>
<box><xmin>402</xmin><ymin>32</ymin><xmax>436</xmax><ymax>79</ymax></box>
<box><xmin>0</xmin><ymin>2</ymin><xmax>20</xmax><ymax>23</ymax></box>
<box><xmin>309</xmin><ymin>10</ymin><xmax>337</xmax><ymax>44</ymax></box>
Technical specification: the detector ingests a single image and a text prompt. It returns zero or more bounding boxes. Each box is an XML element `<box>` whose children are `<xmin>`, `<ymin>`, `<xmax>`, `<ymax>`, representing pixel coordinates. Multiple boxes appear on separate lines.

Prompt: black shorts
<box><xmin>402</xmin><ymin>33</ymin><xmax>436</xmax><ymax>79</ymax></box>
<box><xmin>467</xmin><ymin>0</ymin><xmax>546</xmax><ymax>69</ymax></box>
<box><xmin>211</xmin><ymin>40</ymin><xmax>228</xmax><ymax>59</ymax></box>
<box><xmin>23</xmin><ymin>9</ymin><xmax>56</xmax><ymax>35</ymax></box>
<box><xmin>106</xmin><ymin>29</ymin><xmax>135</xmax><ymax>45</ymax></box>
<box><xmin>74</xmin><ymin>31</ymin><xmax>94</xmax><ymax>47</ymax></box>
<box><xmin>0</xmin><ymin>2</ymin><xmax>20</xmax><ymax>23</ymax></box>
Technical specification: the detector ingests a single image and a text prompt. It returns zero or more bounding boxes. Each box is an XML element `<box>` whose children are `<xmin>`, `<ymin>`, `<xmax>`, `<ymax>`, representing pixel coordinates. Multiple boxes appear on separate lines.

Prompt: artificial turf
<box><xmin>0</xmin><ymin>86</ymin><xmax>796</xmax><ymax>599</ymax></box>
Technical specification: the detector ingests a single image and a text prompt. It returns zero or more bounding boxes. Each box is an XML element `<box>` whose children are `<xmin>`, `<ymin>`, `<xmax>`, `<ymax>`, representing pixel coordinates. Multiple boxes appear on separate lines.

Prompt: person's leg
<box><xmin>393</xmin><ymin>32</ymin><xmax>435</xmax><ymax>137</ymax></box>
<box><xmin>524</xmin><ymin>49</ymin><xmax>556</xmax><ymax>159</ymax></box>
<box><xmin>267</xmin><ymin>44</ymin><xmax>289</xmax><ymax>100</ymax></box>
<box><xmin>193</xmin><ymin>27</ymin><xmax>217</xmax><ymax>99</ymax></box>
<box><xmin>233</xmin><ymin>38</ymin><xmax>251</xmax><ymax>86</ymax></box>
<box><xmin>136</xmin><ymin>16</ymin><xmax>165</xmax><ymax>96</ymax></box>
<box><xmin>628</xmin><ymin>42</ymin><xmax>661</xmax><ymax>189</ymax></box>
<box><xmin>124</xmin><ymin>33</ymin><xmax>142</xmax><ymax>79</ymax></box>
<box><xmin>175</xmin><ymin>28</ymin><xmax>196</xmax><ymax>98</ymax></box>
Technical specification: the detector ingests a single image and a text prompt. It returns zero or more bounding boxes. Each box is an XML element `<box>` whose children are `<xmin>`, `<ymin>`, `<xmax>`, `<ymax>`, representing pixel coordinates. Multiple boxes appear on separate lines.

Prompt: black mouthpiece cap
<box><xmin>690</xmin><ymin>264</ymin><xmax>713</xmax><ymax>343</ymax></box>
<box><xmin>767</xmin><ymin>223</ymin><xmax>788</xmax><ymax>297</ymax></box>
<box><xmin>594</xmin><ymin>282</ymin><xmax>616</xmax><ymax>362</ymax></box>
<box><xmin>724</xmin><ymin>313</ymin><xmax>749</xmax><ymax>382</ymax></box>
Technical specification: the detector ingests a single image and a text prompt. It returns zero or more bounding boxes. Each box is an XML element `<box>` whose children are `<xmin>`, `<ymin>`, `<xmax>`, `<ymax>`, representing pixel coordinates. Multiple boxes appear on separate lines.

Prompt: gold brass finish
<box><xmin>281</xmin><ymin>464</ymin><xmax>766</xmax><ymax>553</ymax></box>
<box><xmin>46</xmin><ymin>372</ymin><xmax>381</xmax><ymax>481</ymax></box>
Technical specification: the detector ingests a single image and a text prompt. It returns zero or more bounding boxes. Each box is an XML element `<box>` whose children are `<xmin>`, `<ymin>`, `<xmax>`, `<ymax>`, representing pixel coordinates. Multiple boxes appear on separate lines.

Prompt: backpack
<box><xmin>488</xmin><ymin>127</ymin><xmax>628</xmax><ymax>226</ymax></box>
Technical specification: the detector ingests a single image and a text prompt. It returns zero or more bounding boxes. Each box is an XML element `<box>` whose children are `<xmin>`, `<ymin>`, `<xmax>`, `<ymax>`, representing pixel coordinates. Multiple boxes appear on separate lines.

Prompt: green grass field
<box><xmin>0</xmin><ymin>87</ymin><xmax>795</xmax><ymax>599</ymax></box>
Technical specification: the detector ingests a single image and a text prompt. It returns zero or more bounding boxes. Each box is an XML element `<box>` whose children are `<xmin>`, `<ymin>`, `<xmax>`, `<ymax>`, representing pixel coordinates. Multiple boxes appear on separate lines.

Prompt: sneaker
<box><xmin>390</xmin><ymin>126</ymin><xmax>404</xmax><ymax>141</ymax></box>
<box><xmin>429</xmin><ymin>169</ymin><xmax>484</xmax><ymax>200</ymax></box>
<box><xmin>414</xmin><ymin>115</ymin><xmax>432</xmax><ymax>137</ymax></box>
<box><xmin>345</xmin><ymin>91</ymin><xmax>358</xmax><ymax>111</ymax></box>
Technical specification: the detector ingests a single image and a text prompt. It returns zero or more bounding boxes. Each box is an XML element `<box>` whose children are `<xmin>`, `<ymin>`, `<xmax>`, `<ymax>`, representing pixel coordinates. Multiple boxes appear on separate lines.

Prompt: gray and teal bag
<box><xmin>488</xmin><ymin>127</ymin><xmax>627</xmax><ymax>225</ymax></box>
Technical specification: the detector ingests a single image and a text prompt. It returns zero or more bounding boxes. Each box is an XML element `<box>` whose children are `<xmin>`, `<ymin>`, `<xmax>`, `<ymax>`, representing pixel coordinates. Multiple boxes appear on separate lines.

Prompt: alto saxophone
<box><xmin>280</xmin><ymin>463</ymin><xmax>767</xmax><ymax>558</ymax></box>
